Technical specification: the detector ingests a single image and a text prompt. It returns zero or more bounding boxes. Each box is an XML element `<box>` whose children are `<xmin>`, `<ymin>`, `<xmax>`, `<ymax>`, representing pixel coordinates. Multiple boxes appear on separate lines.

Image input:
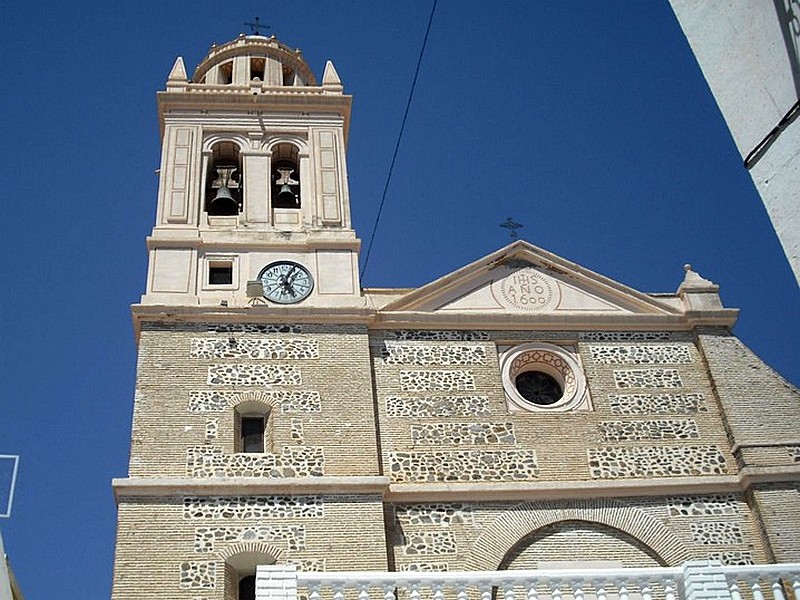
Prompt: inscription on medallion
<box><xmin>498</xmin><ymin>268</ymin><xmax>558</xmax><ymax>311</ymax></box>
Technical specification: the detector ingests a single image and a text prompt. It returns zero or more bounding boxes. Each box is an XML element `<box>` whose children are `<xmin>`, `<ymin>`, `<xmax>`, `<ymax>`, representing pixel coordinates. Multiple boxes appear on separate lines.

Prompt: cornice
<box><xmin>132</xmin><ymin>304</ymin><xmax>374</xmax><ymax>324</ymax></box>
<box><xmin>131</xmin><ymin>304</ymin><xmax>374</xmax><ymax>340</ymax></box>
<box><xmin>385</xmin><ymin>465</ymin><xmax>800</xmax><ymax>502</ymax></box>
<box><xmin>112</xmin><ymin>465</ymin><xmax>800</xmax><ymax>503</ymax></box>
<box><xmin>112</xmin><ymin>476</ymin><xmax>390</xmax><ymax>501</ymax></box>
<box><xmin>370</xmin><ymin>309</ymin><xmax>739</xmax><ymax>331</ymax></box>
<box><xmin>130</xmin><ymin>302</ymin><xmax>739</xmax><ymax>341</ymax></box>
<box><xmin>145</xmin><ymin>232</ymin><xmax>361</xmax><ymax>252</ymax></box>
<box><xmin>157</xmin><ymin>89</ymin><xmax>352</xmax><ymax>111</ymax></box>
<box><xmin>386</xmin><ymin>476</ymin><xmax>746</xmax><ymax>502</ymax></box>
<box><xmin>157</xmin><ymin>90</ymin><xmax>352</xmax><ymax>142</ymax></box>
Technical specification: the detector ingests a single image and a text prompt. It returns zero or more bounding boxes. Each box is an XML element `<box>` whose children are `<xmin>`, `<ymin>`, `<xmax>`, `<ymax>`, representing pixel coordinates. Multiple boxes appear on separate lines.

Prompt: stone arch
<box><xmin>202</xmin><ymin>134</ymin><xmax>249</xmax><ymax>153</ymax></box>
<box><xmin>263</xmin><ymin>135</ymin><xmax>308</xmax><ymax>154</ymax></box>
<box><xmin>220</xmin><ymin>543</ymin><xmax>284</xmax><ymax>600</ymax></box>
<box><xmin>466</xmin><ymin>499</ymin><xmax>691</xmax><ymax>570</ymax></box>
<box><xmin>227</xmin><ymin>391</ymin><xmax>280</xmax><ymax>410</ymax></box>
<box><xmin>218</xmin><ymin>541</ymin><xmax>284</xmax><ymax>564</ymax></box>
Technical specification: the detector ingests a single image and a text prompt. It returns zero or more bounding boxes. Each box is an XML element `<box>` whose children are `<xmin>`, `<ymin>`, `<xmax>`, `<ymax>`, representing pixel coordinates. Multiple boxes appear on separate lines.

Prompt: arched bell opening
<box><xmin>206</xmin><ymin>141</ymin><xmax>243</xmax><ymax>216</ymax></box>
<box><xmin>217</xmin><ymin>60</ymin><xmax>233</xmax><ymax>84</ymax></box>
<box><xmin>282</xmin><ymin>64</ymin><xmax>297</xmax><ymax>86</ymax></box>
<box><xmin>271</xmin><ymin>143</ymin><xmax>301</xmax><ymax>209</ymax></box>
<box><xmin>250</xmin><ymin>57</ymin><xmax>266</xmax><ymax>82</ymax></box>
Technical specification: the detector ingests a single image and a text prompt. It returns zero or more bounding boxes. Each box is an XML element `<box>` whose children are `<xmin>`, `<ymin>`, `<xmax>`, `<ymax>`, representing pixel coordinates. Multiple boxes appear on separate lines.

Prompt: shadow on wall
<box><xmin>773</xmin><ymin>0</ymin><xmax>800</xmax><ymax>97</ymax></box>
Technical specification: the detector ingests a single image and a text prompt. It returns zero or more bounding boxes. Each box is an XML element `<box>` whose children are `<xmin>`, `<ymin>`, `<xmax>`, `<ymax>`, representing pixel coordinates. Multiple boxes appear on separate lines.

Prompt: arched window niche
<box><xmin>206</xmin><ymin>141</ymin><xmax>243</xmax><ymax>217</ymax></box>
<box><xmin>233</xmin><ymin>401</ymin><xmax>272</xmax><ymax>454</ymax></box>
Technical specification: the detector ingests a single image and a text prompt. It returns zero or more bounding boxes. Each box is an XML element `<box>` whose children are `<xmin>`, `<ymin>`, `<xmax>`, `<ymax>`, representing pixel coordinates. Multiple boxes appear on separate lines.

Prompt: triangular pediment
<box><xmin>381</xmin><ymin>241</ymin><xmax>677</xmax><ymax>317</ymax></box>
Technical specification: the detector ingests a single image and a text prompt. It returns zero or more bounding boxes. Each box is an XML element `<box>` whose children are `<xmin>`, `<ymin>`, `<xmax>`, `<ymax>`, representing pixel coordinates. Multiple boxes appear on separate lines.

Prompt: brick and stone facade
<box><xmin>110</xmin><ymin>33</ymin><xmax>800</xmax><ymax>600</ymax></box>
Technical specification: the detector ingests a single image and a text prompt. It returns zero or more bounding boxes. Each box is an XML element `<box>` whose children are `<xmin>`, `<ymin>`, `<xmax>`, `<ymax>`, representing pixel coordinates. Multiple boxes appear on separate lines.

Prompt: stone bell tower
<box><xmin>112</xmin><ymin>34</ymin><xmax>388</xmax><ymax>600</ymax></box>
<box><xmin>145</xmin><ymin>33</ymin><xmax>361</xmax><ymax>309</ymax></box>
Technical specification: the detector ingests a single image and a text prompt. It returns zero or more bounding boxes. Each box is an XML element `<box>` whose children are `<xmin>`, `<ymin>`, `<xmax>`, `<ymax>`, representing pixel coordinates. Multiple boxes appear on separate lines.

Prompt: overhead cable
<box><xmin>360</xmin><ymin>0</ymin><xmax>439</xmax><ymax>280</ymax></box>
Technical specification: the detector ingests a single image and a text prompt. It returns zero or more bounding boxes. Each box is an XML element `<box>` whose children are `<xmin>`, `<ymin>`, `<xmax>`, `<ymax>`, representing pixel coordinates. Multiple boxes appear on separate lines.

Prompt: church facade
<box><xmin>110</xmin><ymin>34</ymin><xmax>800</xmax><ymax>600</ymax></box>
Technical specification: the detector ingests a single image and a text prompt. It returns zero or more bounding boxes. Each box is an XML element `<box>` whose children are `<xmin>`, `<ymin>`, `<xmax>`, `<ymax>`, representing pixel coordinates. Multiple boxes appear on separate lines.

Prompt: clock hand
<box><xmin>278</xmin><ymin>267</ymin><xmax>295</xmax><ymax>288</ymax></box>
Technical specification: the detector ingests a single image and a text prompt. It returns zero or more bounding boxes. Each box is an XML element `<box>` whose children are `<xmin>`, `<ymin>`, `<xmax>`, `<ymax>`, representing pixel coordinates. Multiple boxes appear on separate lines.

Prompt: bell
<box><xmin>277</xmin><ymin>183</ymin><xmax>296</xmax><ymax>205</ymax></box>
<box><xmin>208</xmin><ymin>186</ymin><xmax>239</xmax><ymax>216</ymax></box>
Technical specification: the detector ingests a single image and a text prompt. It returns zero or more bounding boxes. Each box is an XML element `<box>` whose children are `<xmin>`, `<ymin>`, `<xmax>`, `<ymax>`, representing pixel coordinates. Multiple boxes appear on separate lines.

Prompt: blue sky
<box><xmin>2</xmin><ymin>3</ymin><xmax>798</xmax><ymax>599</ymax></box>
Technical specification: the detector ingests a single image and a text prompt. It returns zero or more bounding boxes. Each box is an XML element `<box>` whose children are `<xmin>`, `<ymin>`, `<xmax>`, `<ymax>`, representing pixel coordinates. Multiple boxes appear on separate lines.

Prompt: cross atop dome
<box><xmin>244</xmin><ymin>16</ymin><xmax>270</xmax><ymax>36</ymax></box>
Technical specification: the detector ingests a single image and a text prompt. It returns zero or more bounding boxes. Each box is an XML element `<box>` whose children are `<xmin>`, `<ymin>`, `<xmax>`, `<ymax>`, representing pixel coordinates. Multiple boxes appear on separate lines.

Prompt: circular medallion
<box><xmin>500</xmin><ymin>343</ymin><xmax>588</xmax><ymax>412</ymax></box>
<box><xmin>498</xmin><ymin>268</ymin><xmax>557</xmax><ymax>311</ymax></box>
<box><xmin>258</xmin><ymin>261</ymin><xmax>314</xmax><ymax>304</ymax></box>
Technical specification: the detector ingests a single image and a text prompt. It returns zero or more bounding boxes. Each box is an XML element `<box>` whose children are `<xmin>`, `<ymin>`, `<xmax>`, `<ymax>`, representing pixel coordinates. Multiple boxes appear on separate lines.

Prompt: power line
<box><xmin>360</xmin><ymin>0</ymin><xmax>438</xmax><ymax>280</ymax></box>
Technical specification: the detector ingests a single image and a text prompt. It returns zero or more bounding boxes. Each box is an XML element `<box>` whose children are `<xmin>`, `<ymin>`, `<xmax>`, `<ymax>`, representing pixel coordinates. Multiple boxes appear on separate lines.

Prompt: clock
<box><xmin>258</xmin><ymin>261</ymin><xmax>314</xmax><ymax>304</ymax></box>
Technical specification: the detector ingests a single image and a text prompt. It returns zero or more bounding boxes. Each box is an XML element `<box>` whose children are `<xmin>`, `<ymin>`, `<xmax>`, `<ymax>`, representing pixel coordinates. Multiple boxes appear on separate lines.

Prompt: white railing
<box><xmin>256</xmin><ymin>561</ymin><xmax>800</xmax><ymax>600</ymax></box>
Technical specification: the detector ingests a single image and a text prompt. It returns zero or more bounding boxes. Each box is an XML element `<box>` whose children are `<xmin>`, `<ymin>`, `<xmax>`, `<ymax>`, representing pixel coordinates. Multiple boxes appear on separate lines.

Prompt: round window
<box><xmin>500</xmin><ymin>343</ymin><xmax>588</xmax><ymax>412</ymax></box>
<box><xmin>515</xmin><ymin>371</ymin><xmax>563</xmax><ymax>406</ymax></box>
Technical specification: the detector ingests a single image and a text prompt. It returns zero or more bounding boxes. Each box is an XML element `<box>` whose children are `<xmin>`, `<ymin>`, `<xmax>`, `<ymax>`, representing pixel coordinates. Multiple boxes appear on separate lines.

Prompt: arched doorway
<box><xmin>467</xmin><ymin>500</ymin><xmax>690</xmax><ymax>571</ymax></box>
<box><xmin>499</xmin><ymin>520</ymin><xmax>666</xmax><ymax>570</ymax></box>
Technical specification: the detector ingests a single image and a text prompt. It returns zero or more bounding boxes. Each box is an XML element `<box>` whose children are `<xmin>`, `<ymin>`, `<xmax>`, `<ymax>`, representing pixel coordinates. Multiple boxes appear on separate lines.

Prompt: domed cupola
<box><xmin>192</xmin><ymin>34</ymin><xmax>317</xmax><ymax>87</ymax></box>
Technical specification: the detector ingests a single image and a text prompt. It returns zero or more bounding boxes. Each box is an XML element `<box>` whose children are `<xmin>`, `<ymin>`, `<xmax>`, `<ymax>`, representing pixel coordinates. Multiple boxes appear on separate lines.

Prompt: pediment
<box><xmin>381</xmin><ymin>241</ymin><xmax>677</xmax><ymax>316</ymax></box>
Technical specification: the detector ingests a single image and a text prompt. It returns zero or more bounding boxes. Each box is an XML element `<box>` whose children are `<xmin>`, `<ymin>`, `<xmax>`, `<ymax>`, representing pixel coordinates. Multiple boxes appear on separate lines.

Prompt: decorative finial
<box><xmin>244</xmin><ymin>17</ymin><xmax>270</xmax><ymax>36</ymax></box>
<box><xmin>679</xmin><ymin>262</ymin><xmax>717</xmax><ymax>291</ymax></box>
<box><xmin>500</xmin><ymin>217</ymin><xmax>523</xmax><ymax>240</ymax></box>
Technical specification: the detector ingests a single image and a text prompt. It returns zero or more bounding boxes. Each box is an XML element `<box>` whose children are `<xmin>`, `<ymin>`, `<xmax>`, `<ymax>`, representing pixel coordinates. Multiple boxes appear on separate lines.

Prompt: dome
<box><xmin>192</xmin><ymin>34</ymin><xmax>317</xmax><ymax>87</ymax></box>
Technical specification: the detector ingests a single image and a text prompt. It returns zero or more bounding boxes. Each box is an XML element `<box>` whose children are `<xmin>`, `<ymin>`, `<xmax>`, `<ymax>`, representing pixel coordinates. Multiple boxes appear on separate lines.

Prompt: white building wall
<box><xmin>669</xmin><ymin>0</ymin><xmax>800</xmax><ymax>285</ymax></box>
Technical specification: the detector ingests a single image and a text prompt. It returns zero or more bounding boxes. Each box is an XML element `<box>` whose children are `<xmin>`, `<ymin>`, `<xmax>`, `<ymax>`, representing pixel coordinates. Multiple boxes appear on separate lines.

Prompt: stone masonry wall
<box><xmin>697</xmin><ymin>332</ymin><xmax>800</xmax><ymax>467</ymax></box>
<box><xmin>388</xmin><ymin>494</ymin><xmax>767</xmax><ymax>572</ymax></box>
<box><xmin>749</xmin><ymin>484</ymin><xmax>800</xmax><ymax>562</ymax></box>
<box><xmin>112</xmin><ymin>494</ymin><xmax>388</xmax><ymax>600</ymax></box>
<box><xmin>129</xmin><ymin>322</ymin><xmax>379</xmax><ymax>478</ymax></box>
<box><xmin>372</xmin><ymin>330</ymin><xmax>733</xmax><ymax>483</ymax></box>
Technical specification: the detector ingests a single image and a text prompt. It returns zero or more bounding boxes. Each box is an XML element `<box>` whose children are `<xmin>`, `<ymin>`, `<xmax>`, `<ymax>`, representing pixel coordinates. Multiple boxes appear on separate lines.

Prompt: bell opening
<box><xmin>272</xmin><ymin>152</ymin><xmax>300</xmax><ymax>209</ymax></box>
<box><xmin>206</xmin><ymin>141</ymin><xmax>243</xmax><ymax>216</ymax></box>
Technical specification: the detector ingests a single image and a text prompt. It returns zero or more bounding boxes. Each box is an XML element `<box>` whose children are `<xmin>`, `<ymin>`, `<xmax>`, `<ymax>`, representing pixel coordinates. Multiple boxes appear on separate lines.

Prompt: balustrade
<box><xmin>256</xmin><ymin>562</ymin><xmax>800</xmax><ymax>600</ymax></box>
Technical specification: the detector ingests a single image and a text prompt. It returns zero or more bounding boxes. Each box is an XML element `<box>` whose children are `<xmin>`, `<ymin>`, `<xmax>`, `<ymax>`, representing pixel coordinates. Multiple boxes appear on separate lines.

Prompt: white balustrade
<box><xmin>256</xmin><ymin>562</ymin><xmax>800</xmax><ymax>600</ymax></box>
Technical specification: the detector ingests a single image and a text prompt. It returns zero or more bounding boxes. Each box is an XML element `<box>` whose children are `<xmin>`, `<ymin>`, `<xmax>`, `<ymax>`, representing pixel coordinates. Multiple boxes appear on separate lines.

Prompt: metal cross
<box><xmin>244</xmin><ymin>17</ymin><xmax>270</xmax><ymax>35</ymax></box>
<box><xmin>500</xmin><ymin>217</ymin><xmax>523</xmax><ymax>240</ymax></box>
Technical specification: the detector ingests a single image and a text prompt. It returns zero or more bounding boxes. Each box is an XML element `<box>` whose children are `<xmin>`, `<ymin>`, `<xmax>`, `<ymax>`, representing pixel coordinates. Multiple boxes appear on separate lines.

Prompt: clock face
<box><xmin>258</xmin><ymin>261</ymin><xmax>314</xmax><ymax>304</ymax></box>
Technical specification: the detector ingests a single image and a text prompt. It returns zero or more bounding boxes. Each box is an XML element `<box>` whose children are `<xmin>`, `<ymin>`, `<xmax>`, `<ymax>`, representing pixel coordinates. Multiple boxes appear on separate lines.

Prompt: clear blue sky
<box><xmin>2</xmin><ymin>3</ymin><xmax>798</xmax><ymax>599</ymax></box>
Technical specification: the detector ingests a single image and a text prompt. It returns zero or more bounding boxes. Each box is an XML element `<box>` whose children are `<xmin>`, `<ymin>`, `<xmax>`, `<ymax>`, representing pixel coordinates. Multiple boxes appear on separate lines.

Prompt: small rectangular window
<box><xmin>241</xmin><ymin>417</ymin><xmax>265</xmax><ymax>453</ymax></box>
<box><xmin>209</xmin><ymin>263</ymin><xmax>233</xmax><ymax>285</ymax></box>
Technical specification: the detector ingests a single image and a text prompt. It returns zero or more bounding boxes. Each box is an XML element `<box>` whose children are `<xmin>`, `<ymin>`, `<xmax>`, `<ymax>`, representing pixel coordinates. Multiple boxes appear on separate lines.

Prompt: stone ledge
<box><xmin>113</xmin><ymin>465</ymin><xmax>800</xmax><ymax>503</ymax></box>
<box><xmin>732</xmin><ymin>440</ymin><xmax>800</xmax><ymax>453</ymax></box>
<box><xmin>386</xmin><ymin>466</ymin><xmax>800</xmax><ymax>502</ymax></box>
<box><xmin>739</xmin><ymin>464</ymin><xmax>800</xmax><ymax>486</ymax></box>
<box><xmin>372</xmin><ymin>310</ymin><xmax>739</xmax><ymax>330</ymax></box>
<box><xmin>131</xmin><ymin>305</ymin><xmax>375</xmax><ymax>339</ymax></box>
<box><xmin>112</xmin><ymin>476</ymin><xmax>390</xmax><ymax>501</ymax></box>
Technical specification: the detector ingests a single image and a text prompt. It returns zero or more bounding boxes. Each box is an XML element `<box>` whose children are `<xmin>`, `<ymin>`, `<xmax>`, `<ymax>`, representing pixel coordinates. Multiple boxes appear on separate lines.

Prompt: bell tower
<box><xmin>113</xmin><ymin>34</ymin><xmax>388</xmax><ymax>600</ymax></box>
<box><xmin>145</xmin><ymin>33</ymin><xmax>361</xmax><ymax>308</ymax></box>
